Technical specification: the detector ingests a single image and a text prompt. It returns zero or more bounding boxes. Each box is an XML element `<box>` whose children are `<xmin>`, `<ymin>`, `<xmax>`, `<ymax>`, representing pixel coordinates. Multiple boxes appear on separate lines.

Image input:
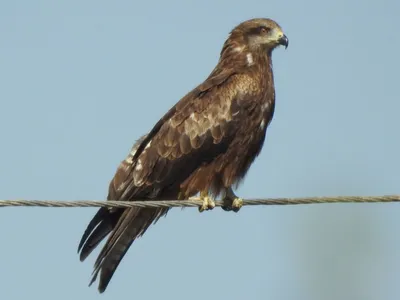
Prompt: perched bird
<box><xmin>78</xmin><ymin>17</ymin><xmax>288</xmax><ymax>293</ymax></box>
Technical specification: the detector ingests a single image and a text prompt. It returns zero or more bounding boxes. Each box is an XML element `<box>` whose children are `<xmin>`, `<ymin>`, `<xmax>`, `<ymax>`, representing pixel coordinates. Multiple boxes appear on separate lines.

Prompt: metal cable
<box><xmin>0</xmin><ymin>195</ymin><xmax>398</xmax><ymax>209</ymax></box>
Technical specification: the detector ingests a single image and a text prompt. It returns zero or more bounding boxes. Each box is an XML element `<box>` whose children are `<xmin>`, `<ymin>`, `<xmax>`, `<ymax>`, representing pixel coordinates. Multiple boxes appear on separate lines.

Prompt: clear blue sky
<box><xmin>1</xmin><ymin>1</ymin><xmax>399</xmax><ymax>299</ymax></box>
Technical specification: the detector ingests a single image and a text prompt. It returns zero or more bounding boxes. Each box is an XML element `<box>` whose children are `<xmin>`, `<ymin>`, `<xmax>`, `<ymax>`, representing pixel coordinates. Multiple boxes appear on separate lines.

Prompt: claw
<box><xmin>231</xmin><ymin>197</ymin><xmax>243</xmax><ymax>212</ymax></box>
<box><xmin>198</xmin><ymin>190</ymin><xmax>215</xmax><ymax>212</ymax></box>
<box><xmin>222</xmin><ymin>187</ymin><xmax>243</xmax><ymax>213</ymax></box>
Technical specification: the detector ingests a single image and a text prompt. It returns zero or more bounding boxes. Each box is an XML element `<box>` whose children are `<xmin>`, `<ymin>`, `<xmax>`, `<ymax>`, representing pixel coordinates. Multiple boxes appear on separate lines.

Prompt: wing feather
<box><xmin>119</xmin><ymin>66</ymin><xmax>241</xmax><ymax>200</ymax></box>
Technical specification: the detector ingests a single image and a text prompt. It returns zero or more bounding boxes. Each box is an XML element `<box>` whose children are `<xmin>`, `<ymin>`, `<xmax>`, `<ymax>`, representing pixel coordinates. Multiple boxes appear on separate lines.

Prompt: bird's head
<box><xmin>227</xmin><ymin>18</ymin><xmax>288</xmax><ymax>54</ymax></box>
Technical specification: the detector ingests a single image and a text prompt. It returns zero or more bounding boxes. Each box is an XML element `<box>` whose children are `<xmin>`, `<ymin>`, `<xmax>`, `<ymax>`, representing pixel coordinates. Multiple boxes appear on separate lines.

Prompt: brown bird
<box><xmin>78</xmin><ymin>17</ymin><xmax>288</xmax><ymax>293</ymax></box>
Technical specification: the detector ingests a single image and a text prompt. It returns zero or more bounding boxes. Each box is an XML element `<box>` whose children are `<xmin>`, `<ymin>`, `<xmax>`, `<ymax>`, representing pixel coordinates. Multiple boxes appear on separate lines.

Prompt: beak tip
<box><xmin>281</xmin><ymin>34</ymin><xmax>289</xmax><ymax>49</ymax></box>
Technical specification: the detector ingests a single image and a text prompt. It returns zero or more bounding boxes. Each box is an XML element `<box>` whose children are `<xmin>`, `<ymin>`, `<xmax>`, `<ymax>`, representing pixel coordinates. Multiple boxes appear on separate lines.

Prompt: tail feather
<box><xmin>78</xmin><ymin>207</ymin><xmax>124</xmax><ymax>261</ymax></box>
<box><xmin>79</xmin><ymin>216</ymin><xmax>118</xmax><ymax>261</ymax></box>
<box><xmin>78</xmin><ymin>133</ymin><xmax>172</xmax><ymax>292</ymax></box>
<box><xmin>88</xmin><ymin>207</ymin><xmax>168</xmax><ymax>293</ymax></box>
<box><xmin>78</xmin><ymin>208</ymin><xmax>108</xmax><ymax>254</ymax></box>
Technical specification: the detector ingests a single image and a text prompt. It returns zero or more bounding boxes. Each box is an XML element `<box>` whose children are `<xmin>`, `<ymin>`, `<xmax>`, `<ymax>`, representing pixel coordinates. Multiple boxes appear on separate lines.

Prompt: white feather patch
<box><xmin>135</xmin><ymin>159</ymin><xmax>143</xmax><ymax>171</ymax></box>
<box><xmin>232</xmin><ymin>110</ymin><xmax>240</xmax><ymax>117</ymax></box>
<box><xmin>260</xmin><ymin>119</ymin><xmax>266</xmax><ymax>130</ymax></box>
<box><xmin>233</xmin><ymin>46</ymin><xmax>245</xmax><ymax>53</ymax></box>
<box><xmin>145</xmin><ymin>140</ymin><xmax>152</xmax><ymax>149</ymax></box>
<box><xmin>125</xmin><ymin>148</ymin><xmax>137</xmax><ymax>164</ymax></box>
<box><xmin>246</xmin><ymin>53</ymin><xmax>254</xmax><ymax>66</ymax></box>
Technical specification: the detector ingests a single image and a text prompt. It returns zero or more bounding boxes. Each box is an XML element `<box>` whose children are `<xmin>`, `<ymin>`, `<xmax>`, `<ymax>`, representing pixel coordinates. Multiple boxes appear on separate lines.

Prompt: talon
<box><xmin>221</xmin><ymin>201</ymin><xmax>232</xmax><ymax>211</ymax></box>
<box><xmin>198</xmin><ymin>191</ymin><xmax>215</xmax><ymax>213</ymax></box>
<box><xmin>222</xmin><ymin>187</ymin><xmax>243</xmax><ymax>213</ymax></box>
<box><xmin>232</xmin><ymin>197</ymin><xmax>243</xmax><ymax>212</ymax></box>
<box><xmin>207</xmin><ymin>197</ymin><xmax>216</xmax><ymax>210</ymax></box>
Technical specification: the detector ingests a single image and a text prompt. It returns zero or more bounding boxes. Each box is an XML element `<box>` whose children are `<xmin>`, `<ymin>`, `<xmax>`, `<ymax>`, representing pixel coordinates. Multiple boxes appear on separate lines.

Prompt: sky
<box><xmin>0</xmin><ymin>0</ymin><xmax>400</xmax><ymax>299</ymax></box>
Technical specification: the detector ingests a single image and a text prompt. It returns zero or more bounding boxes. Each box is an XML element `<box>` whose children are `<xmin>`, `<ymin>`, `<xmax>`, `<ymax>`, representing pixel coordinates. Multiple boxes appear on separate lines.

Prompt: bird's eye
<box><xmin>259</xmin><ymin>26</ymin><xmax>271</xmax><ymax>34</ymax></box>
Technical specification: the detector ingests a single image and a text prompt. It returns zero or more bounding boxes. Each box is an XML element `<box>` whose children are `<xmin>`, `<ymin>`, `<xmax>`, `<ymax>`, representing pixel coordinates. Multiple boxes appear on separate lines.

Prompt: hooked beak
<box><xmin>278</xmin><ymin>34</ymin><xmax>289</xmax><ymax>49</ymax></box>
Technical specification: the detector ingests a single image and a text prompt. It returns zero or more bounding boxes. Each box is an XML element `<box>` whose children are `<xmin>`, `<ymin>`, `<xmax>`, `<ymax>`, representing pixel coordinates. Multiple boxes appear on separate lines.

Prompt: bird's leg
<box><xmin>221</xmin><ymin>187</ymin><xmax>243</xmax><ymax>213</ymax></box>
<box><xmin>198</xmin><ymin>190</ymin><xmax>216</xmax><ymax>213</ymax></box>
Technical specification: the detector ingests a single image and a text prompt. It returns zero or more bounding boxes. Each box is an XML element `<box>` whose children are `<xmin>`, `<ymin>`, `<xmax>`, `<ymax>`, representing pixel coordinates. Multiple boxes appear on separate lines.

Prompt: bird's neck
<box><xmin>245</xmin><ymin>50</ymin><xmax>275</xmax><ymax>91</ymax></box>
<box><xmin>220</xmin><ymin>43</ymin><xmax>273</xmax><ymax>72</ymax></box>
<box><xmin>217</xmin><ymin>41</ymin><xmax>275</xmax><ymax>94</ymax></box>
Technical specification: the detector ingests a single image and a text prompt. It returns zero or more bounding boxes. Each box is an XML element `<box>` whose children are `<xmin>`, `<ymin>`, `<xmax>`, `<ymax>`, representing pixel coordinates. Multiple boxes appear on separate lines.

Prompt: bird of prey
<box><xmin>78</xmin><ymin>17</ymin><xmax>288</xmax><ymax>293</ymax></box>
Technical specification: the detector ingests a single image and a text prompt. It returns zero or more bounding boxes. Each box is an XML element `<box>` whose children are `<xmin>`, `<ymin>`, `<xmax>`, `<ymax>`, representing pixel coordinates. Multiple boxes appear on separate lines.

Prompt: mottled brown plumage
<box><xmin>78</xmin><ymin>18</ymin><xmax>288</xmax><ymax>293</ymax></box>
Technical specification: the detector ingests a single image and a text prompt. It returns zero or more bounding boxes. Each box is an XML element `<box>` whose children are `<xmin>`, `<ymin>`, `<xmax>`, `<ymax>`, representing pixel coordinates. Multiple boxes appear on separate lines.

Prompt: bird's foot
<box><xmin>222</xmin><ymin>187</ymin><xmax>243</xmax><ymax>213</ymax></box>
<box><xmin>198</xmin><ymin>191</ymin><xmax>215</xmax><ymax>213</ymax></box>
